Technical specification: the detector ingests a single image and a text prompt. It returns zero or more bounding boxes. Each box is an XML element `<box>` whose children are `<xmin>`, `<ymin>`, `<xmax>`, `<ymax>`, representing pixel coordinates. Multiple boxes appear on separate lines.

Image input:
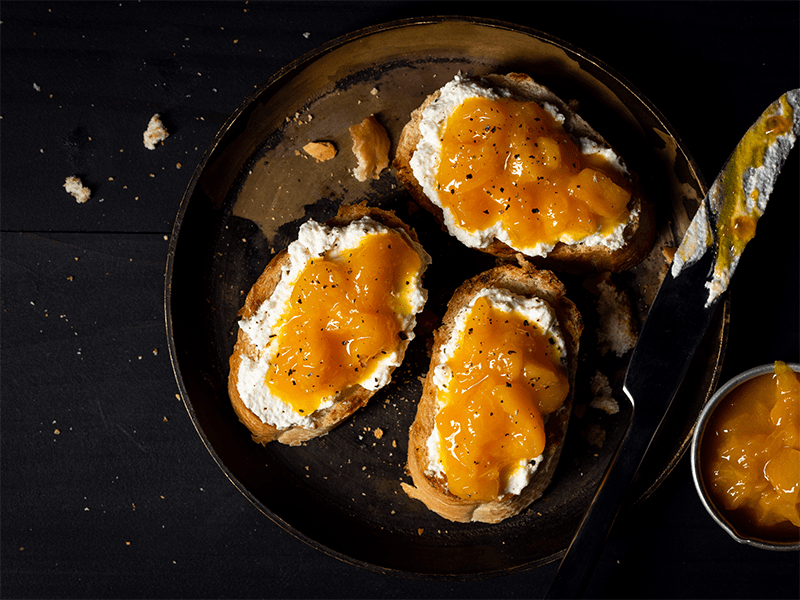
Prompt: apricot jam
<box><xmin>266</xmin><ymin>230</ymin><xmax>422</xmax><ymax>415</ymax></box>
<box><xmin>435</xmin><ymin>295</ymin><xmax>569</xmax><ymax>502</ymax></box>
<box><xmin>712</xmin><ymin>96</ymin><xmax>793</xmax><ymax>282</ymax></box>
<box><xmin>701</xmin><ymin>361</ymin><xmax>800</xmax><ymax>540</ymax></box>
<box><xmin>434</xmin><ymin>96</ymin><xmax>632</xmax><ymax>250</ymax></box>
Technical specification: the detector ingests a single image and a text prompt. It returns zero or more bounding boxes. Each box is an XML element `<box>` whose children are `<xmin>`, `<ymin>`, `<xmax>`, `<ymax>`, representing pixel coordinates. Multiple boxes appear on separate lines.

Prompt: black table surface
<box><xmin>2</xmin><ymin>2</ymin><xmax>798</xmax><ymax>598</ymax></box>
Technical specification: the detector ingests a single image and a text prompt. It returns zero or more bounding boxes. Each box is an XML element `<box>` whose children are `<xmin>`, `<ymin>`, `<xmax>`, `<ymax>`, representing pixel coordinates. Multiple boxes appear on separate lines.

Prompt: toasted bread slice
<box><xmin>402</xmin><ymin>259</ymin><xmax>582</xmax><ymax>523</ymax></box>
<box><xmin>393</xmin><ymin>72</ymin><xmax>655</xmax><ymax>273</ymax></box>
<box><xmin>228</xmin><ymin>204</ymin><xmax>429</xmax><ymax>446</ymax></box>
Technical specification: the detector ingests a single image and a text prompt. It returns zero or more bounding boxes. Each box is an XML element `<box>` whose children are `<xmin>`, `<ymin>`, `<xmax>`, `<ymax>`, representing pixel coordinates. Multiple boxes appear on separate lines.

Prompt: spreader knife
<box><xmin>546</xmin><ymin>88</ymin><xmax>800</xmax><ymax>599</ymax></box>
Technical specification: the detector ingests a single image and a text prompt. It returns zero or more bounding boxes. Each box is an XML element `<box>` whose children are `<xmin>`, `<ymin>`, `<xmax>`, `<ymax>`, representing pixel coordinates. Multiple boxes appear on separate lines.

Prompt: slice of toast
<box><xmin>228</xmin><ymin>204</ymin><xmax>429</xmax><ymax>446</ymax></box>
<box><xmin>402</xmin><ymin>259</ymin><xmax>582</xmax><ymax>523</ymax></box>
<box><xmin>393</xmin><ymin>72</ymin><xmax>655</xmax><ymax>273</ymax></box>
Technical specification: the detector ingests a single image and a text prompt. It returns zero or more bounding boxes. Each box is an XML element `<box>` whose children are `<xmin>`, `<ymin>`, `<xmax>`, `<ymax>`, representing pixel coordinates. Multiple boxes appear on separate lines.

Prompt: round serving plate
<box><xmin>165</xmin><ymin>16</ymin><xmax>729</xmax><ymax>578</ymax></box>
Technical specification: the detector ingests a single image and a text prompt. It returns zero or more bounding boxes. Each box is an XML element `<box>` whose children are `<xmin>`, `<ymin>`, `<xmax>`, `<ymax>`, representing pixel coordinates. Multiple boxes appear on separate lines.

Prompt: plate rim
<box><xmin>164</xmin><ymin>14</ymin><xmax>727</xmax><ymax>579</ymax></box>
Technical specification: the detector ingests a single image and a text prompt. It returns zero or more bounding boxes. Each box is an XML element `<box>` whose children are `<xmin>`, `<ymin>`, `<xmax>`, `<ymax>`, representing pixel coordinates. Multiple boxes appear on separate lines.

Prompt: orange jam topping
<box><xmin>266</xmin><ymin>230</ymin><xmax>422</xmax><ymax>416</ymax></box>
<box><xmin>701</xmin><ymin>361</ymin><xmax>800</xmax><ymax>539</ymax></box>
<box><xmin>713</xmin><ymin>96</ymin><xmax>794</xmax><ymax>280</ymax></box>
<box><xmin>435</xmin><ymin>96</ymin><xmax>632</xmax><ymax>250</ymax></box>
<box><xmin>435</xmin><ymin>295</ymin><xmax>569</xmax><ymax>502</ymax></box>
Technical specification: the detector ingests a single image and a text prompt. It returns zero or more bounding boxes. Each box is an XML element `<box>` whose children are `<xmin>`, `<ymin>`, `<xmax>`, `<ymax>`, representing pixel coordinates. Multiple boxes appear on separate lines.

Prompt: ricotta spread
<box><xmin>425</xmin><ymin>287</ymin><xmax>567</xmax><ymax>496</ymax></box>
<box><xmin>236</xmin><ymin>217</ymin><xmax>430</xmax><ymax>430</ymax></box>
<box><xmin>409</xmin><ymin>73</ymin><xmax>637</xmax><ymax>257</ymax></box>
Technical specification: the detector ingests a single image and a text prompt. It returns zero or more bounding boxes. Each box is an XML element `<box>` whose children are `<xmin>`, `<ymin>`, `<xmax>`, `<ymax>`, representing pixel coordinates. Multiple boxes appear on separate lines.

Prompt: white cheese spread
<box><xmin>236</xmin><ymin>217</ymin><xmax>430</xmax><ymax>430</ymax></box>
<box><xmin>425</xmin><ymin>287</ymin><xmax>566</xmax><ymax>496</ymax></box>
<box><xmin>409</xmin><ymin>73</ymin><xmax>636</xmax><ymax>257</ymax></box>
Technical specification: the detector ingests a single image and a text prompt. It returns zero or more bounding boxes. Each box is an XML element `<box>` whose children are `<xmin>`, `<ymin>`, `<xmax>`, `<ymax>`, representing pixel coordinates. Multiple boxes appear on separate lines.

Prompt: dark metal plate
<box><xmin>165</xmin><ymin>16</ymin><xmax>728</xmax><ymax>578</ymax></box>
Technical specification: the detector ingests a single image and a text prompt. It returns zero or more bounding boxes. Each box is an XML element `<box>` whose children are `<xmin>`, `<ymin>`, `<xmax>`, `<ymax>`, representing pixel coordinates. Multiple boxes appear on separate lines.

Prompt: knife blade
<box><xmin>546</xmin><ymin>88</ymin><xmax>800</xmax><ymax>599</ymax></box>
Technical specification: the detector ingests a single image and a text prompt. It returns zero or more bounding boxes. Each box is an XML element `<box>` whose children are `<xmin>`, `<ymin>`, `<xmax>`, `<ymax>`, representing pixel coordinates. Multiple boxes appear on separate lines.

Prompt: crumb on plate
<box><xmin>589</xmin><ymin>371</ymin><xmax>619</xmax><ymax>415</ymax></box>
<box><xmin>586</xmin><ymin>272</ymin><xmax>638</xmax><ymax>357</ymax></box>
<box><xmin>303</xmin><ymin>141</ymin><xmax>337</xmax><ymax>162</ymax></box>
<box><xmin>349</xmin><ymin>114</ymin><xmax>390</xmax><ymax>182</ymax></box>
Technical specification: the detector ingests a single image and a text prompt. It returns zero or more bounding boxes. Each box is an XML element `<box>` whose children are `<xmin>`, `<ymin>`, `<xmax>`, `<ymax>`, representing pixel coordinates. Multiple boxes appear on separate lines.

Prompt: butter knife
<box><xmin>546</xmin><ymin>88</ymin><xmax>800</xmax><ymax>599</ymax></box>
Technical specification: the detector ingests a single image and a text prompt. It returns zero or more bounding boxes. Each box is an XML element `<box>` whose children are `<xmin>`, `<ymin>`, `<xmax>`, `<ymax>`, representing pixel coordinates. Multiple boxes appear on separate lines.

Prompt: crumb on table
<box><xmin>143</xmin><ymin>114</ymin><xmax>169</xmax><ymax>150</ymax></box>
<box><xmin>63</xmin><ymin>176</ymin><xmax>91</xmax><ymax>204</ymax></box>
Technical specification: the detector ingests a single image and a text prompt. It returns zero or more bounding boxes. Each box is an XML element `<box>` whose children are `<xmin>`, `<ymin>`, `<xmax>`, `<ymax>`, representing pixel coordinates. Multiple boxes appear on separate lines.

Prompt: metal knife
<box><xmin>546</xmin><ymin>88</ymin><xmax>800</xmax><ymax>599</ymax></box>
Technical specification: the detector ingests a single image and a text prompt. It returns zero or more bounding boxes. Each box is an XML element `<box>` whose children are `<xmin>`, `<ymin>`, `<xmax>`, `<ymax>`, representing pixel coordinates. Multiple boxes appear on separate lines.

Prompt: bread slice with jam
<box><xmin>393</xmin><ymin>72</ymin><xmax>655</xmax><ymax>273</ymax></box>
<box><xmin>228</xmin><ymin>204</ymin><xmax>430</xmax><ymax>446</ymax></box>
<box><xmin>402</xmin><ymin>259</ymin><xmax>582</xmax><ymax>523</ymax></box>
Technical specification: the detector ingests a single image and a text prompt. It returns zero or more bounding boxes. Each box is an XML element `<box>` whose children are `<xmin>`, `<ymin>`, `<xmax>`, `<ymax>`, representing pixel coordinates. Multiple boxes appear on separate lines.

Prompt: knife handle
<box><xmin>545</xmin><ymin>410</ymin><xmax>655</xmax><ymax>598</ymax></box>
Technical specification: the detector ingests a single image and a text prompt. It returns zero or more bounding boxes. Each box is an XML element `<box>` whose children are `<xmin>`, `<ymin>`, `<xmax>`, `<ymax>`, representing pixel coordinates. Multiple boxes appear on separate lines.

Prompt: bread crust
<box><xmin>401</xmin><ymin>259</ymin><xmax>583</xmax><ymax>523</ymax></box>
<box><xmin>393</xmin><ymin>72</ymin><xmax>655</xmax><ymax>273</ymax></box>
<box><xmin>228</xmin><ymin>203</ymin><xmax>424</xmax><ymax>446</ymax></box>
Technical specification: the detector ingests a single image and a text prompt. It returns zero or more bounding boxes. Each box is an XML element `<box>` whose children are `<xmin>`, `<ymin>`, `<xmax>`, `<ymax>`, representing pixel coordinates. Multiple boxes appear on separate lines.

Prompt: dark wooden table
<box><xmin>2</xmin><ymin>2</ymin><xmax>798</xmax><ymax>598</ymax></box>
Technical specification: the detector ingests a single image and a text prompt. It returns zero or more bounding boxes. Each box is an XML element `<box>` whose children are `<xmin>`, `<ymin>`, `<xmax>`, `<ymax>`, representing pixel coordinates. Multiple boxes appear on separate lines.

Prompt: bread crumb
<box><xmin>586</xmin><ymin>273</ymin><xmax>638</xmax><ymax>357</ymax></box>
<box><xmin>582</xmin><ymin>423</ymin><xmax>606</xmax><ymax>449</ymax></box>
<box><xmin>589</xmin><ymin>371</ymin><xmax>619</xmax><ymax>415</ymax></box>
<box><xmin>143</xmin><ymin>114</ymin><xmax>169</xmax><ymax>150</ymax></box>
<box><xmin>417</xmin><ymin>528</ymin><xmax>424</xmax><ymax>536</ymax></box>
<box><xmin>349</xmin><ymin>114</ymin><xmax>390</xmax><ymax>182</ymax></box>
<box><xmin>374</xmin><ymin>428</ymin><xmax>384</xmax><ymax>440</ymax></box>
<box><xmin>303</xmin><ymin>141</ymin><xmax>337</xmax><ymax>162</ymax></box>
<box><xmin>63</xmin><ymin>176</ymin><xmax>91</xmax><ymax>204</ymax></box>
<box><xmin>662</xmin><ymin>246</ymin><xmax>677</xmax><ymax>264</ymax></box>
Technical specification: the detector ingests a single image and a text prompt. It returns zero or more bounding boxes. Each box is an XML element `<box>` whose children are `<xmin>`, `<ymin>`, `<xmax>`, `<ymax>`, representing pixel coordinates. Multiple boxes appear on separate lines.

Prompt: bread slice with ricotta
<box><xmin>393</xmin><ymin>72</ymin><xmax>655</xmax><ymax>273</ymax></box>
<box><xmin>402</xmin><ymin>259</ymin><xmax>582</xmax><ymax>523</ymax></box>
<box><xmin>228</xmin><ymin>204</ymin><xmax>430</xmax><ymax>446</ymax></box>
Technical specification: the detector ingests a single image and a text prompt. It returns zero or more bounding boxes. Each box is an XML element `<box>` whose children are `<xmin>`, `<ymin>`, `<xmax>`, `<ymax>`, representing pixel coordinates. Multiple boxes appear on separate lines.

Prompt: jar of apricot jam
<box><xmin>691</xmin><ymin>361</ymin><xmax>800</xmax><ymax>550</ymax></box>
